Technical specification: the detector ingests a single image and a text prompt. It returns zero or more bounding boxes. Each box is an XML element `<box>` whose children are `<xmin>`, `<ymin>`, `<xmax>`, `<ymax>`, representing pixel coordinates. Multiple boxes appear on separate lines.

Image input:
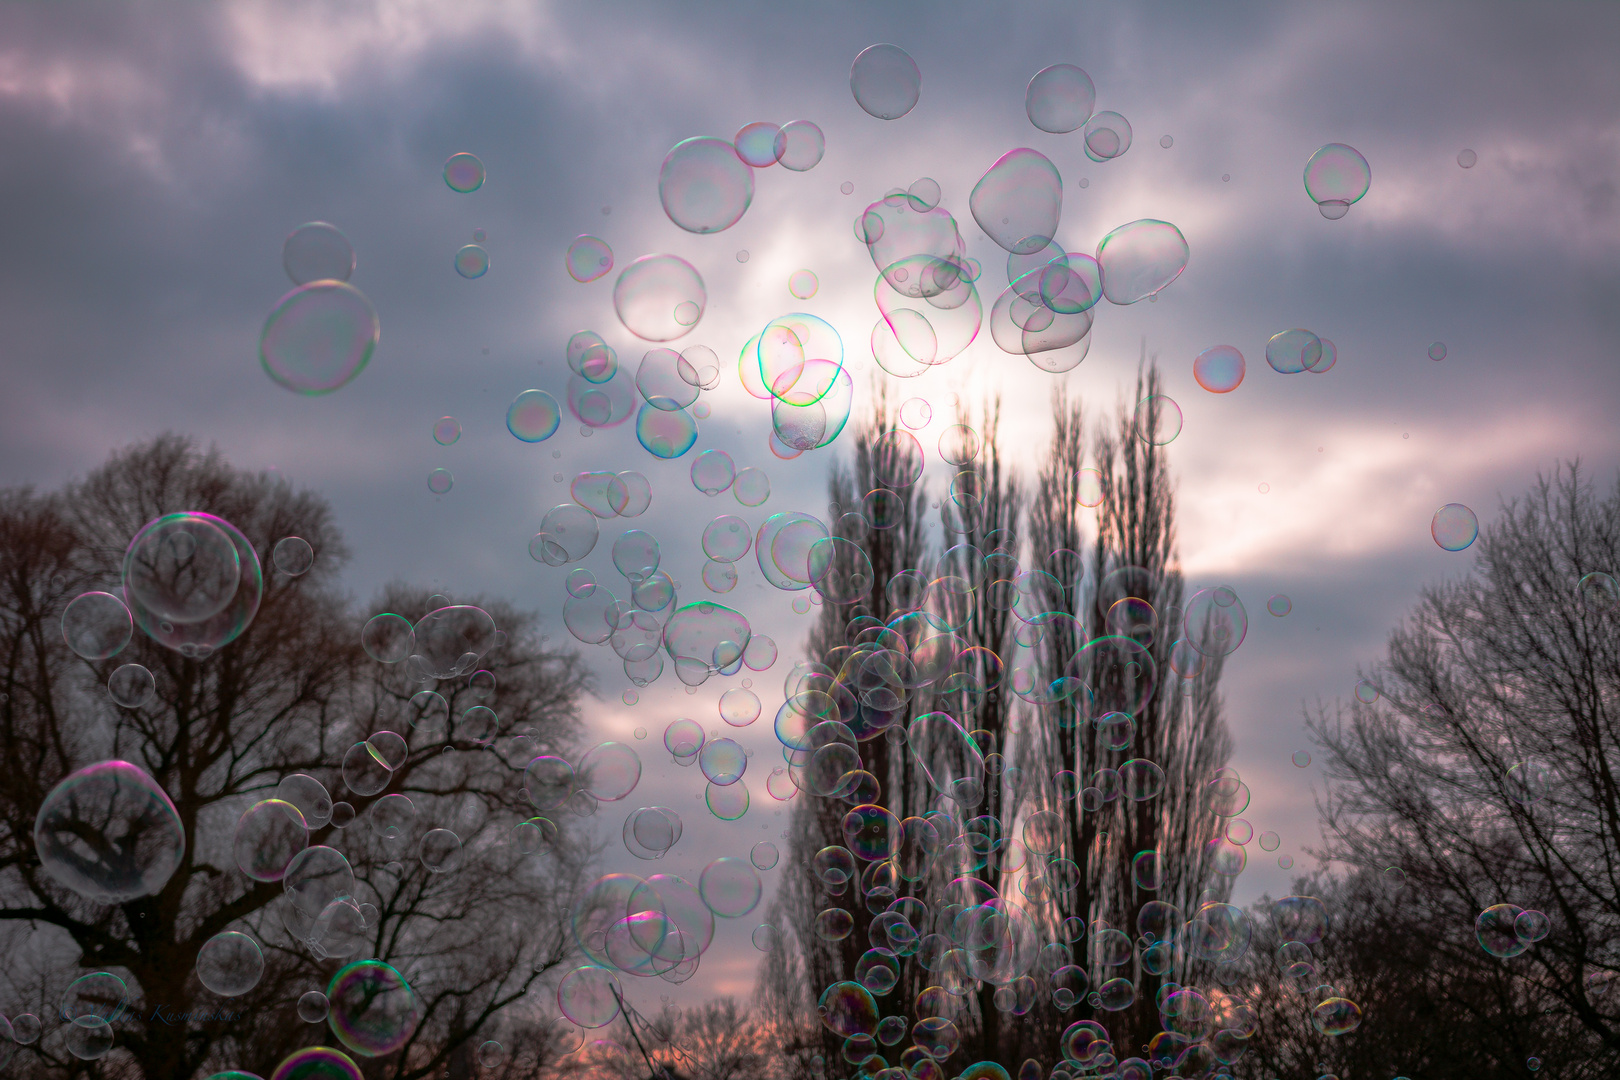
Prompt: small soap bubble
<box><xmin>1432</xmin><ymin>503</ymin><xmax>1479</xmax><ymax>552</ymax></box>
<box><xmin>444</xmin><ymin>152</ymin><xmax>485</xmax><ymax>193</ymax></box>
<box><xmin>1267</xmin><ymin>594</ymin><xmax>1291</xmax><ymax>617</ymax></box>
<box><xmin>1159</xmin><ymin>135</ymin><xmax>1173</xmax><ymax>148</ymax></box>
<box><xmin>433</xmin><ymin>417</ymin><xmax>461</xmax><ymax>446</ymax></box>
<box><xmin>1429</xmin><ymin>341</ymin><xmax>1448</xmax><ymax>361</ymax></box>
<box><xmin>1457</xmin><ymin>148</ymin><xmax>1477</xmax><ymax>169</ymax></box>
<box><xmin>789</xmin><ymin>269</ymin><xmax>819</xmax><ymax>299</ymax></box>
<box><xmin>566</xmin><ymin>236</ymin><xmax>614</xmax><ymax>283</ymax></box>
<box><xmin>1293</xmin><ymin>750</ymin><xmax>1312</xmax><ymax>768</ymax></box>
<box><xmin>454</xmin><ymin>245</ymin><xmax>489</xmax><ymax>278</ymax></box>
<box><xmin>841</xmin><ymin>181</ymin><xmax>855</xmax><ymax>195</ymax></box>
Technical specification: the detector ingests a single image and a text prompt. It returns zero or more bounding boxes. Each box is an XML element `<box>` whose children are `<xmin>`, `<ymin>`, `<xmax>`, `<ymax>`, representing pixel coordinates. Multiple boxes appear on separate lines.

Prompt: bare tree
<box><xmin>1306</xmin><ymin>462</ymin><xmax>1620</xmax><ymax>1075</ymax></box>
<box><xmin>0</xmin><ymin>436</ymin><xmax>593</xmax><ymax>1079</ymax></box>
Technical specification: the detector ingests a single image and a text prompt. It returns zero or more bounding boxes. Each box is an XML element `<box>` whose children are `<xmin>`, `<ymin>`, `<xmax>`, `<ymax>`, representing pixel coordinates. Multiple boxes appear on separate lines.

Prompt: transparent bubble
<box><xmin>427</xmin><ymin>468</ymin><xmax>453</xmax><ymax>494</ymax></box>
<box><xmin>1429</xmin><ymin>341</ymin><xmax>1448</xmax><ymax>361</ymax></box>
<box><xmin>566</xmin><ymin>235</ymin><xmax>614</xmax><ymax>283</ymax></box>
<box><xmin>699</xmin><ymin>856</ymin><xmax>762</xmax><ymax>917</ymax></box>
<box><xmin>277</xmin><ymin>773</ymin><xmax>334</xmax><ymax>828</ymax></box>
<box><xmin>614</xmin><ymin>254</ymin><xmax>706</xmax><ymax>342</ymax></box>
<box><xmin>1097</xmin><ymin>219</ymin><xmax>1188</xmax><ymax>304</ymax></box>
<box><xmin>260</xmin><ymin>280</ymin><xmax>379</xmax><ymax>394</ymax></box>
<box><xmin>1310</xmin><ymin>997</ymin><xmax>1362</xmax><ymax>1035</ymax></box>
<box><xmin>1293</xmin><ymin>750</ymin><xmax>1312</xmax><ymax>768</ymax></box>
<box><xmin>1267</xmin><ymin>593</ymin><xmax>1292</xmax><ymax>617</ymax></box>
<box><xmin>327</xmin><ymin>959</ymin><xmax>423</xmax><ymax>1056</ymax></box>
<box><xmin>233</xmin><ymin>798</ymin><xmax>308</xmax><ymax>882</ymax></box>
<box><xmin>273</xmin><ymin>536</ymin><xmax>316</xmax><ymax>577</ymax></box>
<box><xmin>362</xmin><ymin>612</ymin><xmax>413</xmax><ymax>663</ymax></box>
<box><xmin>1133</xmin><ymin>395</ymin><xmax>1182</xmax><ymax>445</ymax></box>
<box><xmin>533</xmin><ymin>504</ymin><xmax>600</xmax><ymax>566</ymax></box>
<box><xmin>1194</xmin><ymin>345</ymin><xmax>1245</xmax><ymax>393</ymax></box>
<box><xmin>851</xmin><ymin>44</ymin><xmax>920</xmax><ymax>120</ymax></box>
<box><xmin>1457</xmin><ymin>148</ymin><xmax>1478</xmax><ymax>169</ymax></box>
<box><xmin>443</xmin><ymin>152</ymin><xmax>485</xmax><ymax>192</ymax></box>
<box><xmin>283</xmin><ymin>221</ymin><xmax>356</xmax><ymax>285</ymax></box>
<box><xmin>1266</xmin><ymin>328</ymin><xmax>1323</xmax><ymax>374</ymax></box>
<box><xmin>659</xmin><ymin>137</ymin><xmax>754</xmax><ymax>234</ymax></box>
<box><xmin>790</xmin><ymin>269</ymin><xmax>820</xmax><ymax>299</ymax></box>
<box><xmin>1303</xmin><ymin>143</ymin><xmax>1370</xmax><ymax>212</ymax></box>
<box><xmin>691</xmin><ymin>450</ymin><xmax>737</xmax><ymax>496</ymax></box>
<box><xmin>1279</xmin><ymin>854</ymin><xmax>1294</xmax><ymax>868</ymax></box>
<box><xmin>580</xmin><ymin>742</ymin><xmax>642</xmax><ymax>801</ymax></box>
<box><xmin>776</xmin><ymin>120</ymin><xmax>825</xmax><ymax>171</ymax></box>
<box><xmin>1354</xmin><ymin>678</ymin><xmax>1380</xmax><ymax>704</ymax></box>
<box><xmin>197</xmin><ymin>930</ymin><xmax>265</xmax><ymax>996</ymax></box>
<box><xmin>1084</xmin><ymin>111</ymin><xmax>1133</xmax><ymax>162</ymax></box>
<box><xmin>454</xmin><ymin>244</ymin><xmax>489</xmax><ymax>278</ymax></box>
<box><xmin>124</xmin><ymin>513</ymin><xmax>240</xmax><ymax>625</ymax></box>
<box><xmin>751</xmin><ymin>840</ymin><xmax>780</xmax><ymax>870</ymax></box>
<box><xmin>971</xmin><ymin>149</ymin><xmax>1063</xmax><ymax>256</ymax></box>
<box><xmin>735</xmin><ymin>467</ymin><xmax>771</xmax><ymax>507</ymax></box>
<box><xmin>637</xmin><ymin>403</ymin><xmax>699</xmax><ymax>459</ymax></box>
<box><xmin>61</xmin><ymin>591</ymin><xmax>133</xmax><ymax>660</ymax></box>
<box><xmin>1432</xmin><ymin>503</ymin><xmax>1479</xmax><ymax>552</ymax></box>
<box><xmin>1259</xmin><ymin>831</ymin><xmax>1280</xmax><ymax>851</ymax></box>
<box><xmin>707</xmin><ymin>778</ymin><xmax>750</xmax><ymax>820</ymax></box>
<box><xmin>734</xmin><ymin>121</ymin><xmax>783</xmax><ymax>167</ymax></box>
<box><xmin>420</xmin><ymin>828</ymin><xmax>463</xmax><ymax>873</ymax></box>
<box><xmin>1026</xmin><ymin>64</ymin><xmax>1095</xmax><ymax>133</ymax></box>
<box><xmin>1160</xmin><ymin>135</ymin><xmax>1174</xmax><ymax>148</ymax></box>
<box><xmin>34</xmin><ymin>760</ymin><xmax>185</xmax><ymax>903</ymax></box>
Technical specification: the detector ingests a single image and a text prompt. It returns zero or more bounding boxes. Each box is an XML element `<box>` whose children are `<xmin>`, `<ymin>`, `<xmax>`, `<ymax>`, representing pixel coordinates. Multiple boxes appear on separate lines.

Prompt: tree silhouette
<box><xmin>0</xmin><ymin>435</ymin><xmax>593</xmax><ymax>1078</ymax></box>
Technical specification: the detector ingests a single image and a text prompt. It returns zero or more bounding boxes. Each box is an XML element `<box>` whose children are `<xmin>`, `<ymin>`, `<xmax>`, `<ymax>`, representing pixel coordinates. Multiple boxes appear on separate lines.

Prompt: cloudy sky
<box><xmin>2</xmin><ymin>0</ymin><xmax>1617</xmax><ymax>1008</ymax></box>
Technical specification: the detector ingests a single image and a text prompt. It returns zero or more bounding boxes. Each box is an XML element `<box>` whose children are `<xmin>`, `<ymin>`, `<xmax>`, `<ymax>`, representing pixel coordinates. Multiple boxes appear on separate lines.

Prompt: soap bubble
<box><xmin>431</xmin><ymin>416</ymin><xmax>460</xmax><ymax>446</ymax></box>
<box><xmin>659</xmin><ymin>137</ymin><xmax>754</xmax><ymax>234</ymax></box>
<box><xmin>1026</xmin><ymin>64</ymin><xmax>1095</xmax><ymax>133</ymax></box>
<box><xmin>579</xmin><ymin>742</ymin><xmax>642</xmax><ymax>801</ymax></box>
<box><xmin>124</xmin><ymin>513</ymin><xmax>240</xmax><ymax>625</ymax></box>
<box><xmin>444</xmin><ymin>152</ymin><xmax>485</xmax><ymax>192</ymax></box>
<box><xmin>1133</xmin><ymin>395</ymin><xmax>1182</xmax><ymax>445</ymax></box>
<box><xmin>699</xmin><ymin>856</ymin><xmax>762</xmax><ymax>917</ymax></box>
<box><xmin>1266</xmin><ymin>328</ymin><xmax>1323</xmax><ymax>374</ymax></box>
<box><xmin>1193</xmin><ymin>345</ymin><xmax>1245</xmax><ymax>393</ymax></box>
<box><xmin>1293</xmin><ymin>750</ymin><xmax>1312</xmax><ymax>768</ymax></box>
<box><xmin>751</xmin><ymin>840</ymin><xmax>780</xmax><ymax>870</ymax></box>
<box><xmin>776</xmin><ymin>121</ymin><xmax>825</xmax><ymax>171</ymax></box>
<box><xmin>196</xmin><ymin>930</ymin><xmax>265</xmax><ymax>996</ymax></box>
<box><xmin>1311</xmin><ymin>997</ymin><xmax>1362</xmax><ymax>1035</ymax></box>
<box><xmin>1083</xmin><ymin>111</ymin><xmax>1133</xmax><ymax>162</ymax></box>
<box><xmin>533</xmin><ymin>504</ymin><xmax>600</xmax><ymax>565</ymax></box>
<box><xmin>691</xmin><ymin>450</ymin><xmax>736</xmax><ymax>496</ymax></box>
<box><xmin>454</xmin><ymin>245</ymin><xmax>489</xmax><ymax>278</ymax></box>
<box><xmin>1097</xmin><ymin>219</ymin><xmax>1188</xmax><ymax>304</ymax></box>
<box><xmin>507</xmin><ymin>389</ymin><xmax>562</xmax><ymax>442</ymax></box>
<box><xmin>283</xmin><ymin>221</ymin><xmax>355</xmax><ymax>285</ymax></box>
<box><xmin>61</xmin><ymin>591</ymin><xmax>133</xmax><ymax>660</ymax></box>
<box><xmin>1457</xmin><ymin>148</ymin><xmax>1478</xmax><ymax>168</ymax></box>
<box><xmin>558</xmin><ymin>964</ymin><xmax>622</xmax><ymax>1028</ymax></box>
<box><xmin>735</xmin><ymin>468</ymin><xmax>771</xmax><ymax>506</ymax></box>
<box><xmin>327</xmin><ymin>959</ymin><xmax>423</xmax><ymax>1056</ymax></box>
<box><xmin>273</xmin><ymin>536</ymin><xmax>315</xmax><ymax>576</ymax></box>
<box><xmin>420</xmin><ymin>828</ymin><xmax>463</xmax><ymax>873</ymax></box>
<box><xmin>970</xmin><ymin>149</ymin><xmax>1063</xmax><ymax>256</ymax></box>
<box><xmin>707</xmin><ymin>778</ymin><xmax>750</xmax><ymax>820</ymax></box>
<box><xmin>260</xmin><ymin>281</ymin><xmax>379</xmax><ymax>395</ymax></box>
<box><xmin>427</xmin><ymin>468</ymin><xmax>453</xmax><ymax>494</ymax></box>
<box><xmin>1185</xmin><ymin>587</ymin><xmax>1247</xmax><ymax>657</ymax></box>
<box><xmin>1303</xmin><ymin>143</ymin><xmax>1370</xmax><ymax>216</ymax></box>
<box><xmin>34</xmin><ymin>760</ymin><xmax>185</xmax><ymax>903</ymax></box>
<box><xmin>700</xmin><ymin>738</ymin><xmax>747</xmax><ymax>785</ymax></box>
<box><xmin>361</xmin><ymin>613</ymin><xmax>413</xmax><ymax>663</ymax></box>
<box><xmin>233</xmin><ymin>798</ymin><xmax>308</xmax><ymax>881</ymax></box>
<box><xmin>636</xmin><ymin>403</ymin><xmax>700</xmax><ymax>459</ymax></box>
<box><xmin>615</xmin><ymin>255</ymin><xmax>706</xmax><ymax>342</ymax></box>
<box><xmin>790</xmin><ymin>269</ymin><xmax>820</xmax><ymax>299</ymax></box>
<box><xmin>1432</xmin><ymin>503</ymin><xmax>1479</xmax><ymax>552</ymax></box>
<box><xmin>851</xmin><ymin>44</ymin><xmax>921</xmax><ymax>120</ymax></box>
<box><xmin>566</xmin><ymin>235</ymin><xmax>614</xmax><ymax>283</ymax></box>
<box><xmin>410</xmin><ymin>604</ymin><xmax>498</xmax><ymax>679</ymax></box>
<box><xmin>1267</xmin><ymin>593</ymin><xmax>1291</xmax><ymax>616</ymax></box>
<box><xmin>734</xmin><ymin>121</ymin><xmax>783</xmax><ymax>167</ymax></box>
<box><xmin>1429</xmin><ymin>341</ymin><xmax>1448</xmax><ymax>361</ymax></box>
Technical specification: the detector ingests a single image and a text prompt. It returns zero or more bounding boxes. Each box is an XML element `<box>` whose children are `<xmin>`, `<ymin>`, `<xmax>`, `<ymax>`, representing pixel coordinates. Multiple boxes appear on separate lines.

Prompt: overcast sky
<box><xmin>2</xmin><ymin>0</ymin><xmax>1617</xmax><ymax>1010</ymax></box>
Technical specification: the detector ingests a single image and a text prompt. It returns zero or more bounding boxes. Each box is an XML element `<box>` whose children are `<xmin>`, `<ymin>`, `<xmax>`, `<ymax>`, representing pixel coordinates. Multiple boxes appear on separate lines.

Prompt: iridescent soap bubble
<box><xmin>533</xmin><ymin>504</ymin><xmax>599</xmax><ymax>565</ymax></box>
<box><xmin>899</xmin><ymin>397</ymin><xmax>932</xmax><ymax>429</ymax></box>
<box><xmin>420</xmin><ymin>828</ymin><xmax>463</xmax><ymax>873</ymax></box>
<box><xmin>410</xmin><ymin>604</ymin><xmax>498</xmax><ymax>678</ymax></box>
<box><xmin>719</xmin><ymin>687</ymin><xmax>761</xmax><ymax>727</ymax></box>
<box><xmin>1133</xmin><ymin>395</ymin><xmax>1182</xmax><ymax>445</ymax></box>
<box><xmin>790</xmin><ymin>269</ymin><xmax>820</xmax><ymax>299</ymax></box>
<box><xmin>34</xmin><ymin>760</ymin><xmax>185</xmax><ymax>903</ymax></box>
<box><xmin>1265</xmin><ymin>594</ymin><xmax>1292</xmax><ymax>617</ymax></box>
<box><xmin>277</xmin><ymin>774</ymin><xmax>333</xmax><ymax>829</ymax></box>
<box><xmin>566</xmin><ymin>235</ymin><xmax>614</xmax><ymax>283</ymax></box>
<box><xmin>1354</xmin><ymin>678</ymin><xmax>1380</xmax><ymax>704</ymax></box>
<box><xmin>1457</xmin><ymin>148</ymin><xmax>1478</xmax><ymax>169</ymax></box>
<box><xmin>851</xmin><ymin>44</ymin><xmax>920</xmax><ymax>120</ymax></box>
<box><xmin>637</xmin><ymin>348</ymin><xmax>701</xmax><ymax>412</ymax></box>
<box><xmin>751</xmin><ymin>840</ymin><xmax>779</xmax><ymax>870</ymax></box>
<box><xmin>431</xmin><ymin>416</ymin><xmax>460</xmax><ymax>446</ymax></box>
<box><xmin>707</xmin><ymin>777</ymin><xmax>750</xmax><ymax>820</ymax></box>
<box><xmin>1266</xmin><ymin>329</ymin><xmax>1323</xmax><ymax>374</ymax></box>
<box><xmin>197</xmin><ymin>930</ymin><xmax>265</xmax><ymax>996</ymax></box>
<box><xmin>1194</xmin><ymin>346</ymin><xmax>1245</xmax><ymax>393</ymax></box>
<box><xmin>1097</xmin><ymin>219</ymin><xmax>1188</xmax><ymax>304</ymax></box>
<box><xmin>970</xmin><ymin>149</ymin><xmax>1063</xmax><ymax>256</ymax></box>
<box><xmin>614</xmin><ymin>255</ymin><xmax>706</xmax><ymax>342</ymax></box>
<box><xmin>735</xmin><ymin>467</ymin><xmax>770</xmax><ymax>507</ymax></box>
<box><xmin>699</xmin><ymin>738</ymin><xmax>747</xmax><ymax>786</ymax></box>
<box><xmin>558</xmin><ymin>965</ymin><xmax>622</xmax><ymax>1028</ymax></box>
<box><xmin>454</xmin><ymin>244</ymin><xmax>489</xmax><ymax>278</ymax></box>
<box><xmin>1432</xmin><ymin>503</ymin><xmax>1479</xmax><ymax>552</ymax></box>
<box><xmin>443</xmin><ymin>152</ymin><xmax>485</xmax><ymax>193</ymax></box>
<box><xmin>1185</xmin><ymin>586</ymin><xmax>1247</xmax><ymax>657</ymax></box>
<box><xmin>425</xmin><ymin>467</ymin><xmax>452</xmax><ymax>494</ymax></box>
<box><xmin>507</xmin><ymin>389</ymin><xmax>561</xmax><ymax>442</ymax></box>
<box><xmin>1429</xmin><ymin>341</ymin><xmax>1448</xmax><ymax>361</ymax></box>
<box><xmin>62</xmin><ymin>591</ymin><xmax>133</xmax><ymax>660</ymax></box>
<box><xmin>327</xmin><ymin>959</ymin><xmax>423</xmax><ymax>1056</ymax></box>
<box><xmin>124</xmin><ymin>512</ymin><xmax>240</xmax><ymax>625</ymax></box>
<box><xmin>260</xmin><ymin>280</ymin><xmax>379</xmax><ymax>395</ymax></box>
<box><xmin>776</xmin><ymin>120</ymin><xmax>825</xmax><ymax>171</ymax></box>
<box><xmin>1084</xmin><ymin>111</ymin><xmax>1133</xmax><ymax>162</ymax></box>
<box><xmin>273</xmin><ymin>536</ymin><xmax>315</xmax><ymax>576</ymax></box>
<box><xmin>702</xmin><ymin>515</ymin><xmax>752</xmax><ymax>562</ymax></box>
<box><xmin>362</xmin><ymin>613</ymin><xmax>412</xmax><ymax>663</ymax></box>
<box><xmin>283</xmin><ymin>221</ymin><xmax>355</xmax><ymax>285</ymax></box>
<box><xmin>734</xmin><ymin>121</ymin><xmax>783</xmax><ymax>167</ymax></box>
<box><xmin>1026</xmin><ymin>64</ymin><xmax>1095</xmax><ymax>133</ymax></box>
<box><xmin>1303</xmin><ymin>143</ymin><xmax>1371</xmax><ymax>218</ymax></box>
<box><xmin>579</xmin><ymin>741</ymin><xmax>642</xmax><ymax>801</ymax></box>
<box><xmin>659</xmin><ymin>137</ymin><xmax>754</xmax><ymax>234</ymax></box>
<box><xmin>699</xmin><ymin>856</ymin><xmax>762</xmax><ymax>917</ymax></box>
<box><xmin>636</xmin><ymin>403</ymin><xmax>699</xmax><ymax>459</ymax></box>
<box><xmin>1311</xmin><ymin>997</ymin><xmax>1362</xmax><ymax>1035</ymax></box>
<box><xmin>1308</xmin><ymin>337</ymin><xmax>1338</xmax><ymax>373</ymax></box>
<box><xmin>233</xmin><ymin>798</ymin><xmax>308</xmax><ymax>881</ymax></box>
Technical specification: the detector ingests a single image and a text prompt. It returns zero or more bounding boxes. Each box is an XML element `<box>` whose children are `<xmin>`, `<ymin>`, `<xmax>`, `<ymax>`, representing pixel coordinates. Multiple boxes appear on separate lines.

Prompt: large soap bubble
<box><xmin>1303</xmin><ymin>143</ymin><xmax>1371</xmax><ymax>218</ymax></box>
<box><xmin>850</xmin><ymin>44</ymin><xmax>921</xmax><ymax>120</ymax></box>
<box><xmin>1026</xmin><ymin>64</ymin><xmax>1095</xmax><ymax>133</ymax></box>
<box><xmin>1096</xmin><ymin>220</ymin><xmax>1188</xmax><ymax>305</ymax></box>
<box><xmin>196</xmin><ymin>930</ymin><xmax>265</xmax><ymax>996</ymax></box>
<box><xmin>61</xmin><ymin>591</ymin><xmax>133</xmax><ymax>660</ymax></box>
<box><xmin>34</xmin><ymin>760</ymin><xmax>186</xmax><ymax>903</ymax></box>
<box><xmin>327</xmin><ymin>960</ymin><xmax>423</xmax><ymax>1057</ymax></box>
<box><xmin>259</xmin><ymin>280</ymin><xmax>379</xmax><ymax>395</ymax></box>
<box><xmin>970</xmin><ymin>149</ymin><xmax>1063</xmax><ymax>256</ymax></box>
<box><xmin>283</xmin><ymin>221</ymin><xmax>356</xmax><ymax>285</ymax></box>
<box><xmin>658</xmin><ymin>137</ymin><xmax>755</xmax><ymax>234</ymax></box>
<box><xmin>1084</xmin><ymin>111</ymin><xmax>1133</xmax><ymax>162</ymax></box>
<box><xmin>409</xmin><ymin>604</ymin><xmax>498</xmax><ymax>679</ymax></box>
<box><xmin>663</xmin><ymin>601</ymin><xmax>752</xmax><ymax>686</ymax></box>
<box><xmin>614</xmin><ymin>255</ymin><xmax>706</xmax><ymax>342</ymax></box>
<box><xmin>122</xmin><ymin>512</ymin><xmax>262</xmax><ymax>658</ymax></box>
